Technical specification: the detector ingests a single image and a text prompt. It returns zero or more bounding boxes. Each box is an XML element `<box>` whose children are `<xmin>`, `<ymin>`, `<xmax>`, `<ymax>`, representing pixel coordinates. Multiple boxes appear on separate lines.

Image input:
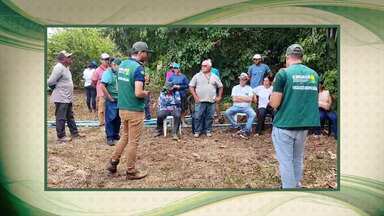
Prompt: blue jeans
<box><xmin>319</xmin><ymin>108</ymin><xmax>337</xmax><ymax>139</ymax></box>
<box><xmin>272</xmin><ymin>126</ymin><xmax>308</xmax><ymax>188</ymax></box>
<box><xmin>105</xmin><ymin>100</ymin><xmax>121</xmax><ymax>141</ymax></box>
<box><xmin>144</xmin><ymin>95</ymin><xmax>151</xmax><ymax>120</ymax></box>
<box><xmin>224</xmin><ymin>106</ymin><xmax>256</xmax><ymax>134</ymax></box>
<box><xmin>194</xmin><ymin>102</ymin><xmax>215</xmax><ymax>134</ymax></box>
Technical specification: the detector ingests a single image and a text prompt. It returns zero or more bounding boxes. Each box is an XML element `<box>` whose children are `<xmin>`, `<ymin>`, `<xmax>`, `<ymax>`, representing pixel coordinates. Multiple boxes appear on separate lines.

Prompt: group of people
<box><xmin>48</xmin><ymin>41</ymin><xmax>337</xmax><ymax>188</ymax></box>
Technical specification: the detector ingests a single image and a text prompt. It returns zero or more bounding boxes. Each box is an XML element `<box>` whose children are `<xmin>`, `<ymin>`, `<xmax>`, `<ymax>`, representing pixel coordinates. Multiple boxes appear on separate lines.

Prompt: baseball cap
<box><xmin>252</xmin><ymin>54</ymin><xmax>262</xmax><ymax>60</ymax></box>
<box><xmin>88</xmin><ymin>60</ymin><xmax>98</xmax><ymax>68</ymax></box>
<box><xmin>286</xmin><ymin>44</ymin><xmax>304</xmax><ymax>56</ymax></box>
<box><xmin>131</xmin><ymin>41</ymin><xmax>153</xmax><ymax>53</ymax></box>
<box><xmin>57</xmin><ymin>50</ymin><xmax>72</xmax><ymax>60</ymax></box>
<box><xmin>112</xmin><ymin>58</ymin><xmax>121</xmax><ymax>65</ymax></box>
<box><xmin>201</xmin><ymin>60</ymin><xmax>212</xmax><ymax>67</ymax></box>
<box><xmin>238</xmin><ymin>72</ymin><xmax>249</xmax><ymax>80</ymax></box>
<box><xmin>172</xmin><ymin>63</ymin><xmax>180</xmax><ymax>69</ymax></box>
<box><xmin>100</xmin><ymin>53</ymin><xmax>110</xmax><ymax>60</ymax></box>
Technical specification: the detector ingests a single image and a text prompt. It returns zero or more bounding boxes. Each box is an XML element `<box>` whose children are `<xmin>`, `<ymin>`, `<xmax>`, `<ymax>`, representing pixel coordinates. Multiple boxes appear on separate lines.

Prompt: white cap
<box><xmin>252</xmin><ymin>54</ymin><xmax>262</xmax><ymax>59</ymax></box>
<box><xmin>201</xmin><ymin>59</ymin><xmax>212</xmax><ymax>67</ymax></box>
<box><xmin>100</xmin><ymin>53</ymin><xmax>110</xmax><ymax>59</ymax></box>
<box><xmin>238</xmin><ymin>72</ymin><xmax>249</xmax><ymax>80</ymax></box>
<box><xmin>59</xmin><ymin>50</ymin><xmax>72</xmax><ymax>57</ymax></box>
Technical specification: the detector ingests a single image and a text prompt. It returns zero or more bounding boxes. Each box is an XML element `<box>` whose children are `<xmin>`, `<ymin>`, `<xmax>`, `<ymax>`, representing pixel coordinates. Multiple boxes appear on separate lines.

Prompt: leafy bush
<box><xmin>105</xmin><ymin>27</ymin><xmax>337</xmax><ymax>96</ymax></box>
<box><xmin>322</xmin><ymin>69</ymin><xmax>338</xmax><ymax>97</ymax></box>
<box><xmin>47</xmin><ymin>28</ymin><xmax>119</xmax><ymax>88</ymax></box>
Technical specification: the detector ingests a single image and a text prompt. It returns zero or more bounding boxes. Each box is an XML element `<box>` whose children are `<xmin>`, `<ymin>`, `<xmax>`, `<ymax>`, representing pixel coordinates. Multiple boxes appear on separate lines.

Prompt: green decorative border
<box><xmin>0</xmin><ymin>0</ymin><xmax>383</xmax><ymax>215</ymax></box>
<box><xmin>42</xmin><ymin>24</ymin><xmax>340</xmax><ymax>192</ymax></box>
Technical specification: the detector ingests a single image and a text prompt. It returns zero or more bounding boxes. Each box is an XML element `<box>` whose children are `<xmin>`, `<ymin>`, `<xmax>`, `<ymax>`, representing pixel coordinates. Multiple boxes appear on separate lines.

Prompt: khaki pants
<box><xmin>97</xmin><ymin>96</ymin><xmax>105</xmax><ymax>125</ymax></box>
<box><xmin>112</xmin><ymin>110</ymin><xmax>144</xmax><ymax>171</ymax></box>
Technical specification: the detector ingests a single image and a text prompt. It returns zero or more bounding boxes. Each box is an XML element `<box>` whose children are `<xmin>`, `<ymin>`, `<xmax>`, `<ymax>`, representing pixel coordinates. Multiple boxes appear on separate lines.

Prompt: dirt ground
<box><xmin>47</xmin><ymin>90</ymin><xmax>337</xmax><ymax>189</ymax></box>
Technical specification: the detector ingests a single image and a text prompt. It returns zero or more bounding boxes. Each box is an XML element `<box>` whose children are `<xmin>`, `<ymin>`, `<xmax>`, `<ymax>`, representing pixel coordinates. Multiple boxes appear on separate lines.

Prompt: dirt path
<box><xmin>47</xmin><ymin>127</ymin><xmax>336</xmax><ymax>189</ymax></box>
<box><xmin>47</xmin><ymin>91</ymin><xmax>337</xmax><ymax>189</ymax></box>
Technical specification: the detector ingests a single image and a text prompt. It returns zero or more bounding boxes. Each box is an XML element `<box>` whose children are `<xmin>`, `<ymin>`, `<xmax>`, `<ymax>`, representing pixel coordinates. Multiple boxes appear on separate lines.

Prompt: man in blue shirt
<box><xmin>247</xmin><ymin>54</ymin><xmax>271</xmax><ymax>88</ymax></box>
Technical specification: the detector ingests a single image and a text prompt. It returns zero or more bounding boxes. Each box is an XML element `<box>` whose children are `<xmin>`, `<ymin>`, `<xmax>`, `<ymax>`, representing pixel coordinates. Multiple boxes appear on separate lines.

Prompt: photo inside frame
<box><xmin>46</xmin><ymin>26</ymin><xmax>338</xmax><ymax>190</ymax></box>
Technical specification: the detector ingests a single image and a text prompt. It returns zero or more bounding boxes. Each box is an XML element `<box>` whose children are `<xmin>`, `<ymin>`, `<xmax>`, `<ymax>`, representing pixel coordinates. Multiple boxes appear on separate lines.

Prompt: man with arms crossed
<box><xmin>270</xmin><ymin>44</ymin><xmax>320</xmax><ymax>188</ymax></box>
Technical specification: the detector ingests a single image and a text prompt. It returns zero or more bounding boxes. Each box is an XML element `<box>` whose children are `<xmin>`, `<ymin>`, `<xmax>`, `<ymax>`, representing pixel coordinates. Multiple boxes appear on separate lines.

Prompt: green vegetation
<box><xmin>47</xmin><ymin>28</ymin><xmax>119</xmax><ymax>87</ymax></box>
<box><xmin>48</xmin><ymin>27</ymin><xmax>338</xmax><ymax>97</ymax></box>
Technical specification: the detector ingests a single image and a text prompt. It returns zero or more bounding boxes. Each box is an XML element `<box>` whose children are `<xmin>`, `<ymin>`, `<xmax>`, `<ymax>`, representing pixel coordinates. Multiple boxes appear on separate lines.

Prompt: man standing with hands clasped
<box><xmin>270</xmin><ymin>44</ymin><xmax>320</xmax><ymax>189</ymax></box>
<box><xmin>189</xmin><ymin>59</ymin><xmax>223</xmax><ymax>138</ymax></box>
<box><xmin>48</xmin><ymin>51</ymin><xmax>84</xmax><ymax>144</ymax></box>
<box><xmin>107</xmin><ymin>42</ymin><xmax>153</xmax><ymax>180</ymax></box>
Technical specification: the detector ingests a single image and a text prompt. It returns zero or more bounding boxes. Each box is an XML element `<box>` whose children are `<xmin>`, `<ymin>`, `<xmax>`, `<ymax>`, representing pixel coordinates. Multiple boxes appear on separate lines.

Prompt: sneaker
<box><xmin>238</xmin><ymin>131</ymin><xmax>249</xmax><ymax>139</ymax></box>
<box><xmin>194</xmin><ymin>133</ymin><xmax>200</xmax><ymax>138</ymax></box>
<box><xmin>172</xmin><ymin>134</ymin><xmax>179</xmax><ymax>141</ymax></box>
<box><xmin>126</xmin><ymin>169</ymin><xmax>148</xmax><ymax>180</ymax></box>
<box><xmin>107</xmin><ymin>139</ymin><xmax>115</xmax><ymax>146</ymax></box>
<box><xmin>206</xmin><ymin>132</ymin><xmax>212</xmax><ymax>137</ymax></box>
<box><xmin>72</xmin><ymin>133</ymin><xmax>85</xmax><ymax>138</ymax></box>
<box><xmin>56</xmin><ymin>136</ymin><xmax>71</xmax><ymax>144</ymax></box>
<box><xmin>106</xmin><ymin>159</ymin><xmax>119</xmax><ymax>174</ymax></box>
<box><xmin>239</xmin><ymin>132</ymin><xmax>249</xmax><ymax>139</ymax></box>
<box><xmin>154</xmin><ymin>131</ymin><xmax>163</xmax><ymax>137</ymax></box>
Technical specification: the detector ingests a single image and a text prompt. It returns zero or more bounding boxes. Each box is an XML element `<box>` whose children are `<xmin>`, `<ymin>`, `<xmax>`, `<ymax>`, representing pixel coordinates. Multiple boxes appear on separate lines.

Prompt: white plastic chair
<box><xmin>163</xmin><ymin>116</ymin><xmax>182</xmax><ymax>137</ymax></box>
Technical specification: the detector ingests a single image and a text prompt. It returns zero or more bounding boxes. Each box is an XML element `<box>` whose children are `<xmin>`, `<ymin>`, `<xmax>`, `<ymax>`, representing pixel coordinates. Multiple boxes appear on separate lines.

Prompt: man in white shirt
<box><xmin>254</xmin><ymin>76</ymin><xmax>274</xmax><ymax>135</ymax></box>
<box><xmin>224</xmin><ymin>73</ymin><xmax>256</xmax><ymax>138</ymax></box>
<box><xmin>82</xmin><ymin>61</ymin><xmax>97</xmax><ymax>112</ymax></box>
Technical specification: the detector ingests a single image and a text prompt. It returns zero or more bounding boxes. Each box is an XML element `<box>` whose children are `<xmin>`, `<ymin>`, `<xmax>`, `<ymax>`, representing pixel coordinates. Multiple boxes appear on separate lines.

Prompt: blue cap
<box><xmin>89</xmin><ymin>60</ymin><xmax>98</xmax><ymax>68</ymax></box>
<box><xmin>172</xmin><ymin>63</ymin><xmax>180</xmax><ymax>69</ymax></box>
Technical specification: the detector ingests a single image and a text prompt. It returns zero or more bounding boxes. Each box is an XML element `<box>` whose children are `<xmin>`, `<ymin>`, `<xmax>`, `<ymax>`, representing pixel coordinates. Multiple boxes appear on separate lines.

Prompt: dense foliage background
<box><xmin>47</xmin><ymin>28</ymin><xmax>119</xmax><ymax>86</ymax></box>
<box><xmin>48</xmin><ymin>27</ymin><xmax>338</xmax><ymax>97</ymax></box>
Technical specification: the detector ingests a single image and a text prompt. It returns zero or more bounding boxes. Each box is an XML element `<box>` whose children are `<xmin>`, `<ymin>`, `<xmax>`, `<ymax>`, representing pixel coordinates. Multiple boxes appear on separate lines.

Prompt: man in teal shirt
<box><xmin>270</xmin><ymin>44</ymin><xmax>320</xmax><ymax>188</ymax></box>
<box><xmin>107</xmin><ymin>42</ymin><xmax>153</xmax><ymax>180</ymax></box>
<box><xmin>101</xmin><ymin>58</ymin><xmax>121</xmax><ymax>146</ymax></box>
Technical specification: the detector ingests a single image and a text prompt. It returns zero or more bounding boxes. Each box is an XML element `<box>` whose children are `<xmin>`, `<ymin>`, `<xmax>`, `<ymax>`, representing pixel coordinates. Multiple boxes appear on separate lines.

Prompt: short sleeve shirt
<box><xmin>92</xmin><ymin>65</ymin><xmax>108</xmax><ymax>97</ymax></box>
<box><xmin>189</xmin><ymin>72</ymin><xmax>223</xmax><ymax>103</ymax></box>
<box><xmin>272</xmin><ymin>64</ymin><xmax>320</xmax><ymax>128</ymax></box>
<box><xmin>254</xmin><ymin>85</ymin><xmax>273</xmax><ymax>108</ymax></box>
<box><xmin>248</xmin><ymin>63</ymin><xmax>271</xmax><ymax>88</ymax></box>
<box><xmin>211</xmin><ymin>67</ymin><xmax>220</xmax><ymax>79</ymax></box>
<box><xmin>231</xmin><ymin>85</ymin><xmax>254</xmax><ymax>107</ymax></box>
<box><xmin>117</xmin><ymin>58</ymin><xmax>145</xmax><ymax>111</ymax></box>
<box><xmin>101</xmin><ymin>68</ymin><xmax>118</xmax><ymax>100</ymax></box>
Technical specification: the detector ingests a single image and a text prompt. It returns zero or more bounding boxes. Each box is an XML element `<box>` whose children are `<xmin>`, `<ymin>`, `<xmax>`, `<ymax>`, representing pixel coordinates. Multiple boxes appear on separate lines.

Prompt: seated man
<box><xmin>155</xmin><ymin>83</ymin><xmax>182</xmax><ymax>140</ymax></box>
<box><xmin>317</xmin><ymin>82</ymin><xmax>337</xmax><ymax>139</ymax></box>
<box><xmin>224</xmin><ymin>73</ymin><xmax>256</xmax><ymax>138</ymax></box>
<box><xmin>254</xmin><ymin>76</ymin><xmax>274</xmax><ymax>136</ymax></box>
